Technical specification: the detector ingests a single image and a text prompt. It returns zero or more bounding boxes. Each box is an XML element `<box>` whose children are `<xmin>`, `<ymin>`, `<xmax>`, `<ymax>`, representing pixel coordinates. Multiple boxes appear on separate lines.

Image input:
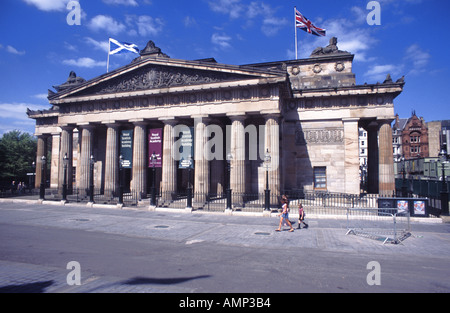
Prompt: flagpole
<box><xmin>294</xmin><ymin>7</ymin><xmax>298</xmax><ymax>60</ymax></box>
<box><xmin>107</xmin><ymin>38</ymin><xmax>111</xmax><ymax>73</ymax></box>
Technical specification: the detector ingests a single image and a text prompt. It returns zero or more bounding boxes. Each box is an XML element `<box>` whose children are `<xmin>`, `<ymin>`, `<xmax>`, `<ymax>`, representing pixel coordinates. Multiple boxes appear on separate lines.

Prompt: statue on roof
<box><xmin>310</xmin><ymin>37</ymin><xmax>351</xmax><ymax>57</ymax></box>
<box><xmin>139</xmin><ymin>40</ymin><xmax>169</xmax><ymax>58</ymax></box>
<box><xmin>52</xmin><ymin>71</ymin><xmax>86</xmax><ymax>93</ymax></box>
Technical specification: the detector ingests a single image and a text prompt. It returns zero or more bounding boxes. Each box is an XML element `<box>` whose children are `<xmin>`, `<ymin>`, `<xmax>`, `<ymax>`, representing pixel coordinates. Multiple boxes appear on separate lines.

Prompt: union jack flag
<box><xmin>295</xmin><ymin>8</ymin><xmax>326</xmax><ymax>37</ymax></box>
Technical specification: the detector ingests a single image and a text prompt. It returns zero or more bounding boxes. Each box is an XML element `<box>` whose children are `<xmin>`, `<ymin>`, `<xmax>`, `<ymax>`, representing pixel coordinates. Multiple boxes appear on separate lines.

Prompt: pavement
<box><xmin>0</xmin><ymin>198</ymin><xmax>449</xmax><ymax>293</ymax></box>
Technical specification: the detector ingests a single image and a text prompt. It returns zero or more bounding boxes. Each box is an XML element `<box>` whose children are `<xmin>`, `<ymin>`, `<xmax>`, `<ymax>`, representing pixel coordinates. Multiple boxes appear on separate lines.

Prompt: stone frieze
<box><xmin>295</xmin><ymin>127</ymin><xmax>344</xmax><ymax>146</ymax></box>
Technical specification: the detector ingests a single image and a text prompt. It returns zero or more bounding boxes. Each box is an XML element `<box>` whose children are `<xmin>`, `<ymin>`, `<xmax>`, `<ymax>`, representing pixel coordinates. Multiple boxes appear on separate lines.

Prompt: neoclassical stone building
<box><xmin>28</xmin><ymin>38</ymin><xmax>404</xmax><ymax>205</ymax></box>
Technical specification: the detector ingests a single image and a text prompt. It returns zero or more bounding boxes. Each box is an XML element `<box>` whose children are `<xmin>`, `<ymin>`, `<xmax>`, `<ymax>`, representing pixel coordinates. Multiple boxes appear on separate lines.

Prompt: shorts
<box><xmin>282</xmin><ymin>213</ymin><xmax>289</xmax><ymax>219</ymax></box>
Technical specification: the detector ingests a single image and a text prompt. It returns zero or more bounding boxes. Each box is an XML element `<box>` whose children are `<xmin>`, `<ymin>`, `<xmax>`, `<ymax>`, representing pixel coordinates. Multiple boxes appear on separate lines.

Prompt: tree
<box><xmin>0</xmin><ymin>130</ymin><xmax>37</xmax><ymax>185</ymax></box>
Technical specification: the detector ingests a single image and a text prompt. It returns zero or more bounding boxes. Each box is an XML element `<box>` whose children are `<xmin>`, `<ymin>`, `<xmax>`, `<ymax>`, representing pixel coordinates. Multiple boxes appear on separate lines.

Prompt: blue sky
<box><xmin>0</xmin><ymin>0</ymin><xmax>449</xmax><ymax>135</ymax></box>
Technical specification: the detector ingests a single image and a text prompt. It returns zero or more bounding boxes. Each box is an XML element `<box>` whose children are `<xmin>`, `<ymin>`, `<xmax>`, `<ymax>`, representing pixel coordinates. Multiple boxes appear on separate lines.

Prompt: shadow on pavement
<box><xmin>122</xmin><ymin>275</ymin><xmax>211</xmax><ymax>285</ymax></box>
<box><xmin>0</xmin><ymin>280</ymin><xmax>54</xmax><ymax>293</ymax></box>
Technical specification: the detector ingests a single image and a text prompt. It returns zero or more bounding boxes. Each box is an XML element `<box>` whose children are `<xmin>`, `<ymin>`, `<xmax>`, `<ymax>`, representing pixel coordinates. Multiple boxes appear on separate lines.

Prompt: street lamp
<box><xmin>39</xmin><ymin>156</ymin><xmax>46</xmax><ymax>200</ymax></box>
<box><xmin>31</xmin><ymin>161</ymin><xmax>36</xmax><ymax>191</ymax></box>
<box><xmin>150</xmin><ymin>151</ymin><xmax>157</xmax><ymax>206</ymax></box>
<box><xmin>89</xmin><ymin>155</ymin><xmax>95</xmax><ymax>203</ymax></box>
<box><xmin>62</xmin><ymin>153</ymin><xmax>68</xmax><ymax>202</ymax></box>
<box><xmin>226</xmin><ymin>153</ymin><xmax>233</xmax><ymax>211</ymax></box>
<box><xmin>186</xmin><ymin>155</ymin><xmax>193</xmax><ymax>210</ymax></box>
<box><xmin>264</xmin><ymin>149</ymin><xmax>271</xmax><ymax>211</ymax></box>
<box><xmin>401</xmin><ymin>156</ymin><xmax>407</xmax><ymax>197</ymax></box>
<box><xmin>439</xmin><ymin>146</ymin><xmax>449</xmax><ymax>216</ymax></box>
<box><xmin>119</xmin><ymin>155</ymin><xmax>124</xmax><ymax>205</ymax></box>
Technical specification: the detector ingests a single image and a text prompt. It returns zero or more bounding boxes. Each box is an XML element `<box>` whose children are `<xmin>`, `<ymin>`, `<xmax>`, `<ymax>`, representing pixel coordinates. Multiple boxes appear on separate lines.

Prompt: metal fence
<box><xmin>9</xmin><ymin>187</ymin><xmax>140</xmax><ymax>207</ymax></box>
<box><xmin>156</xmin><ymin>191</ymin><xmax>280</xmax><ymax>212</ymax></box>
<box><xmin>346</xmin><ymin>208</ymin><xmax>411</xmax><ymax>244</ymax></box>
<box><xmin>395</xmin><ymin>178</ymin><xmax>449</xmax><ymax>216</ymax></box>
<box><xmin>395</xmin><ymin>178</ymin><xmax>449</xmax><ymax>199</ymax></box>
<box><xmin>285</xmin><ymin>191</ymin><xmax>379</xmax><ymax>215</ymax></box>
<box><xmin>0</xmin><ymin>186</ymin><xmax>440</xmax><ymax>220</ymax></box>
<box><xmin>154</xmin><ymin>190</ymin><xmax>381</xmax><ymax>214</ymax></box>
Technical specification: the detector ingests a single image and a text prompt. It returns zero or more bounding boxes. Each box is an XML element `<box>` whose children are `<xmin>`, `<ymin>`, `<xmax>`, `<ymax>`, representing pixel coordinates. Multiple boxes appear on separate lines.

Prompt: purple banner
<box><xmin>148</xmin><ymin>128</ymin><xmax>162</xmax><ymax>168</ymax></box>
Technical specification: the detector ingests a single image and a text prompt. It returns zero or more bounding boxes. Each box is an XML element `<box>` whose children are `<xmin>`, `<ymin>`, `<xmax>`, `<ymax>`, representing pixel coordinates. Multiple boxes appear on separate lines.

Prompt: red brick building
<box><xmin>401</xmin><ymin>112</ymin><xmax>429</xmax><ymax>159</ymax></box>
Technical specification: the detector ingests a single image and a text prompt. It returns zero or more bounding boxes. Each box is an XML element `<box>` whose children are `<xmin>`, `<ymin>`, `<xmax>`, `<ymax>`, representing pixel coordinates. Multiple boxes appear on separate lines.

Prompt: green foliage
<box><xmin>0</xmin><ymin>130</ymin><xmax>37</xmax><ymax>182</ymax></box>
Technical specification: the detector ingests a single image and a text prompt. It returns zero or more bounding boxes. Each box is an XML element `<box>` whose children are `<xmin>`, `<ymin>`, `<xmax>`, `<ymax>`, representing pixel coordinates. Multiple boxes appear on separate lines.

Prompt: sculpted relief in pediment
<box><xmin>79</xmin><ymin>65</ymin><xmax>254</xmax><ymax>96</ymax></box>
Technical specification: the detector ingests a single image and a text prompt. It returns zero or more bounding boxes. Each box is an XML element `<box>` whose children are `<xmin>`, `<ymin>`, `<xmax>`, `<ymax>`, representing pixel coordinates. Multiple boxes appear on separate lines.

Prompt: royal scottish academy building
<box><xmin>27</xmin><ymin>38</ymin><xmax>404</xmax><ymax>207</ymax></box>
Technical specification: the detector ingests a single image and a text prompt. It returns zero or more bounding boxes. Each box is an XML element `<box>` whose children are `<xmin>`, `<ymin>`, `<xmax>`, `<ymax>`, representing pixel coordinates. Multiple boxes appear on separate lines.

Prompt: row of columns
<box><xmin>35</xmin><ymin>113</ymin><xmax>282</xmax><ymax>203</ymax></box>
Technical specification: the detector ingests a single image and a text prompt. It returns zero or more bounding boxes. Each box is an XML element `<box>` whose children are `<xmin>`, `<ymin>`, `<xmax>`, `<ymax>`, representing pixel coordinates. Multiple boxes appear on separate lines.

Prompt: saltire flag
<box><xmin>295</xmin><ymin>8</ymin><xmax>326</xmax><ymax>37</ymax></box>
<box><xmin>109</xmin><ymin>38</ymin><xmax>139</xmax><ymax>55</ymax></box>
<box><xmin>107</xmin><ymin>38</ymin><xmax>139</xmax><ymax>72</ymax></box>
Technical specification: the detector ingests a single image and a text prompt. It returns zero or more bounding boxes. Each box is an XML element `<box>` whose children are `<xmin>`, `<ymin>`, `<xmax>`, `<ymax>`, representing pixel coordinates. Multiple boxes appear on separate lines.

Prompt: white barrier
<box><xmin>346</xmin><ymin>208</ymin><xmax>411</xmax><ymax>244</ymax></box>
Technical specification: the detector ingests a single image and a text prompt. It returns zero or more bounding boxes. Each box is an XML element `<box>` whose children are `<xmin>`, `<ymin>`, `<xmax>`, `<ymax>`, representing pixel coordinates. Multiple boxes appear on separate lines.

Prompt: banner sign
<box><xmin>120</xmin><ymin>130</ymin><xmax>133</xmax><ymax>168</ymax></box>
<box><xmin>148</xmin><ymin>128</ymin><xmax>162</xmax><ymax>168</ymax></box>
<box><xmin>178</xmin><ymin>127</ymin><xmax>194</xmax><ymax>169</ymax></box>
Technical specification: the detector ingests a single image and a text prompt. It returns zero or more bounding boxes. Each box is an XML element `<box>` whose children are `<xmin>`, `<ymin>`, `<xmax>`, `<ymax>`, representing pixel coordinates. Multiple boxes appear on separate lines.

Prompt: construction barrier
<box><xmin>346</xmin><ymin>208</ymin><xmax>411</xmax><ymax>244</ymax></box>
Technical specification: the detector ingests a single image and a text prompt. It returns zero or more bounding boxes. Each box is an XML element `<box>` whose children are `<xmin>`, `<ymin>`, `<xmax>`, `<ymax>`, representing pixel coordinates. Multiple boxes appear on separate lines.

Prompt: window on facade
<box><xmin>314</xmin><ymin>167</ymin><xmax>327</xmax><ymax>190</ymax></box>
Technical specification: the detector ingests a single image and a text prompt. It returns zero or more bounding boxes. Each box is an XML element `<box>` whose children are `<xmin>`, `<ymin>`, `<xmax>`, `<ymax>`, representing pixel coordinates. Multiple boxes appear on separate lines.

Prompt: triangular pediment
<box><xmin>49</xmin><ymin>58</ymin><xmax>285</xmax><ymax>103</ymax></box>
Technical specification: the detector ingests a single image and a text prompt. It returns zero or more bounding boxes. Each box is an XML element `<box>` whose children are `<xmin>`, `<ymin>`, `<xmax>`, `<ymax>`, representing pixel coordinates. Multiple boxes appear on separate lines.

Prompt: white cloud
<box><xmin>212</xmin><ymin>33</ymin><xmax>232</xmax><ymax>50</ymax></box>
<box><xmin>64</xmin><ymin>41</ymin><xmax>77</xmax><ymax>51</ymax></box>
<box><xmin>261</xmin><ymin>16</ymin><xmax>289</xmax><ymax>37</ymax></box>
<box><xmin>210</xmin><ymin>1</ymin><xmax>288</xmax><ymax>37</ymax></box>
<box><xmin>88</xmin><ymin>15</ymin><xmax>126</xmax><ymax>35</ymax></box>
<box><xmin>32</xmin><ymin>94</ymin><xmax>49</xmax><ymax>100</ymax></box>
<box><xmin>184</xmin><ymin>16</ymin><xmax>197</xmax><ymax>28</ymax></box>
<box><xmin>102</xmin><ymin>0</ymin><xmax>138</xmax><ymax>6</ymax></box>
<box><xmin>209</xmin><ymin>0</ymin><xmax>244</xmax><ymax>19</ymax></box>
<box><xmin>85</xmin><ymin>37</ymin><xmax>110</xmax><ymax>53</ymax></box>
<box><xmin>62</xmin><ymin>57</ymin><xmax>106</xmax><ymax>68</ymax></box>
<box><xmin>404</xmin><ymin>44</ymin><xmax>431</xmax><ymax>76</ymax></box>
<box><xmin>6</xmin><ymin>45</ymin><xmax>26</xmax><ymax>55</ymax></box>
<box><xmin>134</xmin><ymin>15</ymin><xmax>164</xmax><ymax>37</ymax></box>
<box><xmin>22</xmin><ymin>0</ymin><xmax>69</xmax><ymax>11</ymax></box>
<box><xmin>248</xmin><ymin>2</ymin><xmax>288</xmax><ymax>37</ymax></box>
<box><xmin>0</xmin><ymin>103</ymin><xmax>44</xmax><ymax>121</ymax></box>
<box><xmin>123</xmin><ymin>15</ymin><xmax>165</xmax><ymax>37</ymax></box>
<box><xmin>364</xmin><ymin>64</ymin><xmax>401</xmax><ymax>82</ymax></box>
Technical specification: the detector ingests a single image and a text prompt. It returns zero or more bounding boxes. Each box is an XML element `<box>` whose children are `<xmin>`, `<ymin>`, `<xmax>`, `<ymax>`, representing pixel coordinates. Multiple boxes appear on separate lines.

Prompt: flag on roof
<box><xmin>109</xmin><ymin>38</ymin><xmax>139</xmax><ymax>55</ymax></box>
<box><xmin>295</xmin><ymin>8</ymin><xmax>326</xmax><ymax>37</ymax></box>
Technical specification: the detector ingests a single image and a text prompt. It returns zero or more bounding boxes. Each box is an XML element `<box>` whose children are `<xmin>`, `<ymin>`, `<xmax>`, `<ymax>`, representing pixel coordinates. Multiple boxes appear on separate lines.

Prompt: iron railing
<box><xmin>0</xmin><ymin>186</ymin><xmax>441</xmax><ymax>218</ymax></box>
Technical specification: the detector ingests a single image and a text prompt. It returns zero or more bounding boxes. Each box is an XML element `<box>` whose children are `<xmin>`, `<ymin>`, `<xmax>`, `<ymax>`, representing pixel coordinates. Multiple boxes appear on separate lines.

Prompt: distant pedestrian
<box><xmin>297</xmin><ymin>203</ymin><xmax>309</xmax><ymax>229</ymax></box>
<box><xmin>11</xmin><ymin>181</ymin><xmax>16</xmax><ymax>194</ymax></box>
<box><xmin>276</xmin><ymin>195</ymin><xmax>294</xmax><ymax>232</ymax></box>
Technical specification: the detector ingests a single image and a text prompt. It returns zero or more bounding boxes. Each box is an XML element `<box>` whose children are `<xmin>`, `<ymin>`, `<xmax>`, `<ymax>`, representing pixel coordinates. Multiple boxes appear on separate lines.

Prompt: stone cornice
<box><xmin>48</xmin><ymin>57</ymin><xmax>286</xmax><ymax>104</ymax></box>
<box><xmin>292</xmin><ymin>82</ymin><xmax>404</xmax><ymax>99</ymax></box>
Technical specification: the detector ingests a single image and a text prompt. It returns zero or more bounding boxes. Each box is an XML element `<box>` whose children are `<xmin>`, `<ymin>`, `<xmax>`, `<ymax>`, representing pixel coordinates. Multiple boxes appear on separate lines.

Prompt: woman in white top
<box><xmin>276</xmin><ymin>195</ymin><xmax>294</xmax><ymax>232</ymax></box>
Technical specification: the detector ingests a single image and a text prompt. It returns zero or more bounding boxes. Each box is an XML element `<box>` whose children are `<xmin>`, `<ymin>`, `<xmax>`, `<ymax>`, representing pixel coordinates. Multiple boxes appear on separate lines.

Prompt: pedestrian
<box><xmin>276</xmin><ymin>195</ymin><xmax>294</xmax><ymax>232</ymax></box>
<box><xmin>297</xmin><ymin>203</ymin><xmax>309</xmax><ymax>229</ymax></box>
<box><xmin>11</xmin><ymin>181</ymin><xmax>16</xmax><ymax>194</ymax></box>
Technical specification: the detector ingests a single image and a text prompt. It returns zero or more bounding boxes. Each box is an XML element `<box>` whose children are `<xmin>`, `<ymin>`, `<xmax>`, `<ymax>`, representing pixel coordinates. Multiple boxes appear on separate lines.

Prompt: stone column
<box><xmin>194</xmin><ymin>116</ymin><xmax>210</xmax><ymax>204</ymax></box>
<box><xmin>104</xmin><ymin>123</ymin><xmax>119</xmax><ymax>198</ymax></box>
<box><xmin>366</xmin><ymin>121</ymin><xmax>379</xmax><ymax>194</ymax></box>
<box><xmin>161</xmin><ymin>118</ymin><xmax>177</xmax><ymax>200</ymax></box>
<box><xmin>78</xmin><ymin>125</ymin><xmax>95</xmax><ymax>196</ymax></box>
<box><xmin>131</xmin><ymin>120</ymin><xmax>147</xmax><ymax>200</ymax></box>
<box><xmin>264</xmin><ymin>114</ymin><xmax>280</xmax><ymax>201</ymax></box>
<box><xmin>343</xmin><ymin>118</ymin><xmax>360</xmax><ymax>195</ymax></box>
<box><xmin>228</xmin><ymin>114</ymin><xmax>246</xmax><ymax>205</ymax></box>
<box><xmin>50</xmin><ymin>133</ymin><xmax>61</xmax><ymax>189</ymax></box>
<box><xmin>35</xmin><ymin>135</ymin><xmax>48</xmax><ymax>189</ymax></box>
<box><xmin>379</xmin><ymin>120</ymin><xmax>395</xmax><ymax>196</ymax></box>
<box><xmin>58</xmin><ymin>126</ymin><xmax>74</xmax><ymax>194</ymax></box>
